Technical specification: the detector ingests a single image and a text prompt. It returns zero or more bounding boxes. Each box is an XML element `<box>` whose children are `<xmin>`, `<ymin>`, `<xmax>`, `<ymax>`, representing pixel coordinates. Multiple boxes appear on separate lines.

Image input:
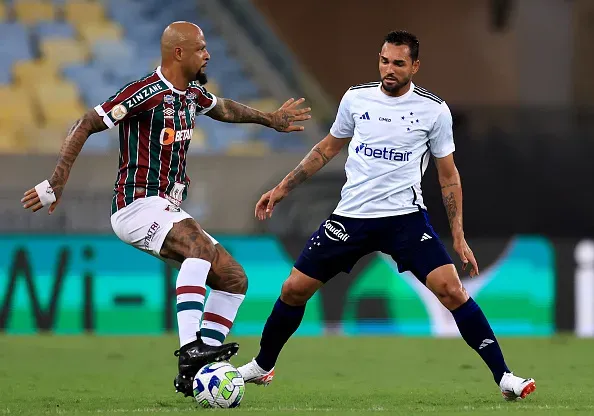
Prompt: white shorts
<box><xmin>110</xmin><ymin>196</ymin><xmax>218</xmax><ymax>267</ymax></box>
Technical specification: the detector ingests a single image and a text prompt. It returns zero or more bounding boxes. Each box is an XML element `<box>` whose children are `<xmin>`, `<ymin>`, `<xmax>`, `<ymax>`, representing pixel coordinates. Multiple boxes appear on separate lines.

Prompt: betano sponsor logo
<box><xmin>159</xmin><ymin>128</ymin><xmax>193</xmax><ymax>145</ymax></box>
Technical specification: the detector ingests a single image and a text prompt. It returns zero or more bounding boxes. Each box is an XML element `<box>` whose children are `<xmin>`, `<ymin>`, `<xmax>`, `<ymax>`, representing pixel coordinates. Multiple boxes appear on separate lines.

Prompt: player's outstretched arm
<box><xmin>434</xmin><ymin>154</ymin><xmax>479</xmax><ymax>277</ymax></box>
<box><xmin>206</xmin><ymin>97</ymin><xmax>311</xmax><ymax>132</ymax></box>
<box><xmin>21</xmin><ymin>110</ymin><xmax>108</xmax><ymax>214</ymax></box>
<box><xmin>255</xmin><ymin>133</ymin><xmax>349</xmax><ymax>220</ymax></box>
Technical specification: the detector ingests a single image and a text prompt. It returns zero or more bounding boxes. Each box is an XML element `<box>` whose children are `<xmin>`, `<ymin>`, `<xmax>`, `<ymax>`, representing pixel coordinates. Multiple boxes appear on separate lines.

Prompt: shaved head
<box><xmin>160</xmin><ymin>21</ymin><xmax>210</xmax><ymax>85</ymax></box>
<box><xmin>161</xmin><ymin>21</ymin><xmax>201</xmax><ymax>59</ymax></box>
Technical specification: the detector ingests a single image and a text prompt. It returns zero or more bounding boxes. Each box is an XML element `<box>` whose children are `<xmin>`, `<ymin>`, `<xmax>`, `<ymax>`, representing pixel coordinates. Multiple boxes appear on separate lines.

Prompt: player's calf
<box><xmin>426</xmin><ymin>265</ymin><xmax>512</xmax><ymax>385</ymax></box>
<box><xmin>206</xmin><ymin>244</ymin><xmax>248</xmax><ymax>295</ymax></box>
<box><xmin>164</xmin><ymin>221</ymin><xmax>248</xmax><ymax>349</ymax></box>
<box><xmin>233</xmin><ymin>269</ymin><xmax>322</xmax><ymax>378</ymax></box>
<box><xmin>162</xmin><ymin>221</ymin><xmax>242</xmax><ymax>397</ymax></box>
<box><xmin>200</xmin><ymin>245</ymin><xmax>248</xmax><ymax>347</ymax></box>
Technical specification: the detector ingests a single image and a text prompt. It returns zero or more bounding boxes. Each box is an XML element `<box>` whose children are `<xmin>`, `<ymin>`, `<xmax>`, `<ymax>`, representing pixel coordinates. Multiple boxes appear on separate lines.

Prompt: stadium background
<box><xmin>0</xmin><ymin>0</ymin><xmax>594</xmax><ymax>335</ymax></box>
<box><xmin>0</xmin><ymin>0</ymin><xmax>594</xmax><ymax>412</ymax></box>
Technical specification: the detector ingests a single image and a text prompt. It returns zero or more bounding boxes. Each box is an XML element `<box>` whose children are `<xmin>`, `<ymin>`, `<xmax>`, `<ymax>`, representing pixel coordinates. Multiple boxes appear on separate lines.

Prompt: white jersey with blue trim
<box><xmin>330</xmin><ymin>81</ymin><xmax>455</xmax><ymax>218</ymax></box>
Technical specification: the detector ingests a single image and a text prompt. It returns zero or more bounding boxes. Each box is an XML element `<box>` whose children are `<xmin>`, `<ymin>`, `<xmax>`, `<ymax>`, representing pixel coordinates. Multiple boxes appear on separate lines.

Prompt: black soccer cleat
<box><xmin>175</xmin><ymin>335</ymin><xmax>240</xmax><ymax>375</ymax></box>
<box><xmin>173</xmin><ymin>331</ymin><xmax>239</xmax><ymax>397</ymax></box>
<box><xmin>174</xmin><ymin>373</ymin><xmax>194</xmax><ymax>398</ymax></box>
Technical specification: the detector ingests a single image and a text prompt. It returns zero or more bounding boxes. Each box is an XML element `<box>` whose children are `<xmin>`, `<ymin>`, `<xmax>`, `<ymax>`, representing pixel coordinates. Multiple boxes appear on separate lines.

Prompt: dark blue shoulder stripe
<box><xmin>415</xmin><ymin>85</ymin><xmax>443</xmax><ymax>98</ymax></box>
<box><xmin>349</xmin><ymin>81</ymin><xmax>380</xmax><ymax>90</ymax></box>
<box><xmin>414</xmin><ymin>86</ymin><xmax>444</xmax><ymax>103</ymax></box>
<box><xmin>413</xmin><ymin>88</ymin><xmax>443</xmax><ymax>104</ymax></box>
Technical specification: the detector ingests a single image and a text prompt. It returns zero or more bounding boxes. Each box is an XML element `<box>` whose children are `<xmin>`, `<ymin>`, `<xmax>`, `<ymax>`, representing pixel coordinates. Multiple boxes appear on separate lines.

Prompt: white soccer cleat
<box><xmin>237</xmin><ymin>358</ymin><xmax>275</xmax><ymax>386</ymax></box>
<box><xmin>499</xmin><ymin>372</ymin><xmax>536</xmax><ymax>401</ymax></box>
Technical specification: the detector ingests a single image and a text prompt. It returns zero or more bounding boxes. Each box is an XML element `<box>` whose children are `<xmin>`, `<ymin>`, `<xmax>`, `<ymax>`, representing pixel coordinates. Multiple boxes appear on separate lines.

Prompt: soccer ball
<box><xmin>193</xmin><ymin>362</ymin><xmax>245</xmax><ymax>408</ymax></box>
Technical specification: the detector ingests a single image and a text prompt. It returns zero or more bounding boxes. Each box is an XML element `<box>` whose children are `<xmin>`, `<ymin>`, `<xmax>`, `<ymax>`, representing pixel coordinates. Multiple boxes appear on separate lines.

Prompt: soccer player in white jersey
<box><xmin>238</xmin><ymin>31</ymin><xmax>535</xmax><ymax>401</ymax></box>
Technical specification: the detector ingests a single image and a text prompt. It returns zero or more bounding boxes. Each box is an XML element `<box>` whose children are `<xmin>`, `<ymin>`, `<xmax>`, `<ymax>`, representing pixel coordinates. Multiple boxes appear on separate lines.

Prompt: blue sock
<box><xmin>255</xmin><ymin>298</ymin><xmax>305</xmax><ymax>371</ymax></box>
<box><xmin>451</xmin><ymin>297</ymin><xmax>510</xmax><ymax>384</ymax></box>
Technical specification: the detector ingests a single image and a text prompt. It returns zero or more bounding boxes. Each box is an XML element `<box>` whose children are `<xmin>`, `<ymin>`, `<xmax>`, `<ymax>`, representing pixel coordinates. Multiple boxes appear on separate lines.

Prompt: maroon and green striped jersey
<box><xmin>94</xmin><ymin>66</ymin><xmax>216</xmax><ymax>214</ymax></box>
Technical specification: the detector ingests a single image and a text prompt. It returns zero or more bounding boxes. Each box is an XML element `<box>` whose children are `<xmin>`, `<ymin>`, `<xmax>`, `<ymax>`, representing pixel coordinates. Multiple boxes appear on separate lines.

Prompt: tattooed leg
<box><xmin>161</xmin><ymin>218</ymin><xmax>242</xmax><ymax>367</ymax></box>
<box><xmin>200</xmin><ymin>245</ymin><xmax>247</xmax><ymax>345</ymax></box>
<box><xmin>159</xmin><ymin>218</ymin><xmax>248</xmax><ymax>294</ymax></box>
<box><xmin>160</xmin><ymin>219</ymin><xmax>247</xmax><ymax>348</ymax></box>
<box><xmin>207</xmin><ymin>244</ymin><xmax>248</xmax><ymax>295</ymax></box>
<box><xmin>159</xmin><ymin>218</ymin><xmax>217</xmax><ymax>263</ymax></box>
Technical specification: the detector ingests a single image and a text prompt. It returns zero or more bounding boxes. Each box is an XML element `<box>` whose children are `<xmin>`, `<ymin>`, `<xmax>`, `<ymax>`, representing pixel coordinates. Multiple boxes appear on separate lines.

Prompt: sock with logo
<box><xmin>200</xmin><ymin>290</ymin><xmax>245</xmax><ymax>346</ymax></box>
<box><xmin>255</xmin><ymin>298</ymin><xmax>305</xmax><ymax>371</ymax></box>
<box><xmin>451</xmin><ymin>297</ymin><xmax>510</xmax><ymax>384</ymax></box>
<box><xmin>176</xmin><ymin>258</ymin><xmax>210</xmax><ymax>347</ymax></box>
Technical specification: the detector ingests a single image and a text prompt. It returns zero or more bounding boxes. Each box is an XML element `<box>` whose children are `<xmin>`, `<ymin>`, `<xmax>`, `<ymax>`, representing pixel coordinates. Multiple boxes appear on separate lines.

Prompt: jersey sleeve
<box><xmin>94</xmin><ymin>81</ymin><xmax>162</xmax><ymax>129</ymax></box>
<box><xmin>428</xmin><ymin>102</ymin><xmax>455</xmax><ymax>158</ymax></box>
<box><xmin>194</xmin><ymin>84</ymin><xmax>217</xmax><ymax>115</ymax></box>
<box><xmin>329</xmin><ymin>90</ymin><xmax>355</xmax><ymax>138</ymax></box>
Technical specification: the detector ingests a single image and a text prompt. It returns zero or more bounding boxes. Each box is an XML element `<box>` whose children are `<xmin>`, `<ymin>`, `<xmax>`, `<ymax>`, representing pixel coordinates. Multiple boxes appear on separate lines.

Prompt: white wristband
<box><xmin>34</xmin><ymin>180</ymin><xmax>57</xmax><ymax>207</ymax></box>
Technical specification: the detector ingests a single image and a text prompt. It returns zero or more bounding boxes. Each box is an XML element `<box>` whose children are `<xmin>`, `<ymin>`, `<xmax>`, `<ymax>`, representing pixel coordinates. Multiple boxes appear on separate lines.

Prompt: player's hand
<box><xmin>255</xmin><ymin>186</ymin><xmax>288</xmax><ymax>220</ymax></box>
<box><xmin>453</xmin><ymin>237</ymin><xmax>479</xmax><ymax>277</ymax></box>
<box><xmin>21</xmin><ymin>180</ymin><xmax>61</xmax><ymax>214</ymax></box>
<box><xmin>269</xmin><ymin>98</ymin><xmax>312</xmax><ymax>133</ymax></box>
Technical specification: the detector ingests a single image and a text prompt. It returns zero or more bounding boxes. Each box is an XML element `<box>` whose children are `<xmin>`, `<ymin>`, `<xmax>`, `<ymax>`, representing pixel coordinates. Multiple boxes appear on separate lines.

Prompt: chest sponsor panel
<box><xmin>159</xmin><ymin>128</ymin><xmax>193</xmax><ymax>145</ymax></box>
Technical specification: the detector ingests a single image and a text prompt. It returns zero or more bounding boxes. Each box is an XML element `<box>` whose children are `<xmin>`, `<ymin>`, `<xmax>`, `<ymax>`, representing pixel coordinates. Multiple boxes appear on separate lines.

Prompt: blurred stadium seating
<box><xmin>0</xmin><ymin>0</ymin><xmax>297</xmax><ymax>155</ymax></box>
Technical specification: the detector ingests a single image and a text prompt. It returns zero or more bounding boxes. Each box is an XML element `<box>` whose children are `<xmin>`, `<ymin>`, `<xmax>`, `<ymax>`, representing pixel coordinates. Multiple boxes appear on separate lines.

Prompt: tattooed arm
<box><xmin>277</xmin><ymin>137</ymin><xmax>335</xmax><ymax>192</ymax></box>
<box><xmin>434</xmin><ymin>154</ymin><xmax>479</xmax><ymax>276</ymax></box>
<box><xmin>206</xmin><ymin>97</ymin><xmax>311</xmax><ymax>132</ymax></box>
<box><xmin>435</xmin><ymin>154</ymin><xmax>463</xmax><ymax>239</ymax></box>
<box><xmin>207</xmin><ymin>98</ymin><xmax>271</xmax><ymax>125</ymax></box>
<box><xmin>21</xmin><ymin>110</ymin><xmax>108</xmax><ymax>213</ymax></box>
<box><xmin>255</xmin><ymin>134</ymin><xmax>348</xmax><ymax>220</ymax></box>
<box><xmin>50</xmin><ymin>110</ymin><xmax>108</xmax><ymax>196</ymax></box>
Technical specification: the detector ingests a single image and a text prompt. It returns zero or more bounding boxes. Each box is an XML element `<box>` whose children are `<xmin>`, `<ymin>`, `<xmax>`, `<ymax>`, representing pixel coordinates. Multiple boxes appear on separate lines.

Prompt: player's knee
<box><xmin>439</xmin><ymin>282</ymin><xmax>469</xmax><ymax>310</ymax></box>
<box><xmin>426</xmin><ymin>265</ymin><xmax>469</xmax><ymax>310</ymax></box>
<box><xmin>280</xmin><ymin>277</ymin><xmax>315</xmax><ymax>306</ymax></box>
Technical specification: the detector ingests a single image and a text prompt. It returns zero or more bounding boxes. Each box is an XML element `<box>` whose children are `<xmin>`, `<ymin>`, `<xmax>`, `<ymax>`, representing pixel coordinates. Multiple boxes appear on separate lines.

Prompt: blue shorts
<box><xmin>294</xmin><ymin>210</ymin><xmax>453</xmax><ymax>284</ymax></box>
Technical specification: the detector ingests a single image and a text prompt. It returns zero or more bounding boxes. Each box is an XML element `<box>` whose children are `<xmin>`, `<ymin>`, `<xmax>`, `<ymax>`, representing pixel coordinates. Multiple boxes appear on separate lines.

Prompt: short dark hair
<box><xmin>383</xmin><ymin>31</ymin><xmax>419</xmax><ymax>61</ymax></box>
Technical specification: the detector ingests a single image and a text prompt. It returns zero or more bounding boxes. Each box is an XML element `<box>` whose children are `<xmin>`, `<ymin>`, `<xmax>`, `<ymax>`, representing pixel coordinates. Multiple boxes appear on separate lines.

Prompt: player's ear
<box><xmin>174</xmin><ymin>46</ymin><xmax>183</xmax><ymax>61</ymax></box>
<box><xmin>412</xmin><ymin>59</ymin><xmax>420</xmax><ymax>75</ymax></box>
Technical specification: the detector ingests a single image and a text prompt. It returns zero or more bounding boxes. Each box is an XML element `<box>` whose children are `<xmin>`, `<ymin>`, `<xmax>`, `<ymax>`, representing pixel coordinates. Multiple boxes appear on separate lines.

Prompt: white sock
<box><xmin>176</xmin><ymin>258</ymin><xmax>211</xmax><ymax>347</ymax></box>
<box><xmin>201</xmin><ymin>289</ymin><xmax>245</xmax><ymax>346</ymax></box>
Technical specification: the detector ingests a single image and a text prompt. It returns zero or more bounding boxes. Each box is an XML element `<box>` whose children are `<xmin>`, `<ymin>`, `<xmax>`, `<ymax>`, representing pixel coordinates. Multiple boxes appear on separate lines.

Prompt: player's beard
<box><xmin>195</xmin><ymin>70</ymin><xmax>208</xmax><ymax>85</ymax></box>
<box><xmin>382</xmin><ymin>75</ymin><xmax>410</xmax><ymax>93</ymax></box>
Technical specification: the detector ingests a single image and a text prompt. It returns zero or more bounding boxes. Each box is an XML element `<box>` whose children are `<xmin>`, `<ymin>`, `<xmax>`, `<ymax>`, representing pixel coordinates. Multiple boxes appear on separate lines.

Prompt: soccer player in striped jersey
<box><xmin>238</xmin><ymin>31</ymin><xmax>536</xmax><ymax>401</ymax></box>
<box><xmin>21</xmin><ymin>21</ymin><xmax>311</xmax><ymax>397</ymax></box>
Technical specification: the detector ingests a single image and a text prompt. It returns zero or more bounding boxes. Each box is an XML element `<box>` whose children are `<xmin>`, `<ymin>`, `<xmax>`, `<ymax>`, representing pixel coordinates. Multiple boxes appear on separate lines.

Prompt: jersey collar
<box><xmin>377</xmin><ymin>81</ymin><xmax>415</xmax><ymax>101</ymax></box>
<box><xmin>156</xmin><ymin>66</ymin><xmax>186</xmax><ymax>95</ymax></box>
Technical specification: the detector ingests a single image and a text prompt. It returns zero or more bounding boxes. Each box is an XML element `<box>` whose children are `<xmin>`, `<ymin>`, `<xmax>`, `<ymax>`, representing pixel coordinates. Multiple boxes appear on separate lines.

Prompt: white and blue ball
<box><xmin>193</xmin><ymin>362</ymin><xmax>245</xmax><ymax>408</ymax></box>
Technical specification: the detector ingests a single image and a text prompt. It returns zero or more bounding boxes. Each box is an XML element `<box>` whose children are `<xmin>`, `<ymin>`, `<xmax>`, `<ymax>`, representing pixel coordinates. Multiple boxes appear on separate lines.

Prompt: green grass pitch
<box><xmin>0</xmin><ymin>335</ymin><xmax>593</xmax><ymax>415</ymax></box>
